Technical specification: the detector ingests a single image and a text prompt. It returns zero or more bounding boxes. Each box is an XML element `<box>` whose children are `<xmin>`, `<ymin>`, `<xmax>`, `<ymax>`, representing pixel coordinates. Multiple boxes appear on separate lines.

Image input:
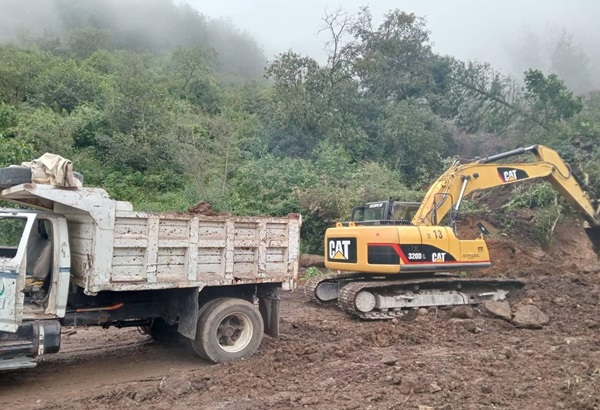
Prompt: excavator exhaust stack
<box><xmin>585</xmin><ymin>226</ymin><xmax>600</xmax><ymax>255</ymax></box>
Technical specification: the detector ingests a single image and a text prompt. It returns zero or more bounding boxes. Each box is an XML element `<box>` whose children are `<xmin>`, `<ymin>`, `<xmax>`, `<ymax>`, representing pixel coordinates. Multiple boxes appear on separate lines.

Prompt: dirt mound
<box><xmin>187</xmin><ymin>201</ymin><xmax>229</xmax><ymax>216</ymax></box>
<box><xmin>454</xmin><ymin>213</ymin><xmax>598</xmax><ymax>279</ymax></box>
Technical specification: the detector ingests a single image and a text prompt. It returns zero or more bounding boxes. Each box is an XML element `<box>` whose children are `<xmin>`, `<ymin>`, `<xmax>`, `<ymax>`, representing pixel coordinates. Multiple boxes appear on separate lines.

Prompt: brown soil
<box><xmin>187</xmin><ymin>201</ymin><xmax>229</xmax><ymax>216</ymax></box>
<box><xmin>1</xmin><ymin>219</ymin><xmax>599</xmax><ymax>410</ymax></box>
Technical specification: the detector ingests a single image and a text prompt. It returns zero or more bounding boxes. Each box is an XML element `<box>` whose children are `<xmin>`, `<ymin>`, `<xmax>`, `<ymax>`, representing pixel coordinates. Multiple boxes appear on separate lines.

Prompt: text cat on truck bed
<box><xmin>0</xmin><ymin>164</ymin><xmax>301</xmax><ymax>370</ymax></box>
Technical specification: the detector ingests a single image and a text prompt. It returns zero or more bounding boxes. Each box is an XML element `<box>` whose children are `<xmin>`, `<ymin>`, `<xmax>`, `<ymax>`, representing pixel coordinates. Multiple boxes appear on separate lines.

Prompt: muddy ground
<box><xmin>1</xmin><ymin>217</ymin><xmax>600</xmax><ymax>410</ymax></box>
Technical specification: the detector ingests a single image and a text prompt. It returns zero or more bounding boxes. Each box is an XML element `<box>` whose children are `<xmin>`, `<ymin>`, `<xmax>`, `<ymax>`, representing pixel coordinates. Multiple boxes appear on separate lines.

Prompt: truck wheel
<box><xmin>0</xmin><ymin>166</ymin><xmax>84</xmax><ymax>189</ymax></box>
<box><xmin>191</xmin><ymin>298</ymin><xmax>264</xmax><ymax>363</ymax></box>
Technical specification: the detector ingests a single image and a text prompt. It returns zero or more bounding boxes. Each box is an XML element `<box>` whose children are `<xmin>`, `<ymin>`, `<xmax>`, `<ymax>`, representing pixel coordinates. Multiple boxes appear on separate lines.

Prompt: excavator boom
<box><xmin>413</xmin><ymin>145</ymin><xmax>600</xmax><ymax>251</ymax></box>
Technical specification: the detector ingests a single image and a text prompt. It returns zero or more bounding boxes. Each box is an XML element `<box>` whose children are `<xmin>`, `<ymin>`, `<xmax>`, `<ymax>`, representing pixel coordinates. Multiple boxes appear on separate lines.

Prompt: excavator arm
<box><xmin>412</xmin><ymin>145</ymin><xmax>600</xmax><ymax>251</ymax></box>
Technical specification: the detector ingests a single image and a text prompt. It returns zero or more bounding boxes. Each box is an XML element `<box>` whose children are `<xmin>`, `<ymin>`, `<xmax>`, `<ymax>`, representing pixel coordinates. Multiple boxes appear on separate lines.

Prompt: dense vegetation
<box><xmin>1</xmin><ymin>1</ymin><xmax>599</xmax><ymax>252</ymax></box>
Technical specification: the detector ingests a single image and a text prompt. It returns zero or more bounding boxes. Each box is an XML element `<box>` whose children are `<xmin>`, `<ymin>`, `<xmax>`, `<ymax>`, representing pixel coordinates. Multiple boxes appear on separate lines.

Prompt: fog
<box><xmin>185</xmin><ymin>0</ymin><xmax>600</xmax><ymax>89</ymax></box>
<box><xmin>0</xmin><ymin>0</ymin><xmax>598</xmax><ymax>90</ymax></box>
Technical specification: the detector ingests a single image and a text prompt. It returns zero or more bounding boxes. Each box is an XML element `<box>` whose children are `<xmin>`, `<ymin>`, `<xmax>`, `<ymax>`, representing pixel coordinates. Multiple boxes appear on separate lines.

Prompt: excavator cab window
<box><xmin>350</xmin><ymin>206</ymin><xmax>365</xmax><ymax>222</ymax></box>
<box><xmin>351</xmin><ymin>201</ymin><xmax>420</xmax><ymax>225</ymax></box>
<box><xmin>391</xmin><ymin>202</ymin><xmax>420</xmax><ymax>221</ymax></box>
<box><xmin>363</xmin><ymin>202</ymin><xmax>387</xmax><ymax>221</ymax></box>
<box><xmin>351</xmin><ymin>202</ymin><xmax>387</xmax><ymax>222</ymax></box>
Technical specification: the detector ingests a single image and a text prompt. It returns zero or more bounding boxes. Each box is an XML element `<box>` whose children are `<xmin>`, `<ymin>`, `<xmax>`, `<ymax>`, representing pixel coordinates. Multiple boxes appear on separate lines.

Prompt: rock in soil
<box><xmin>580</xmin><ymin>262</ymin><xmax>600</xmax><ymax>274</ymax></box>
<box><xmin>451</xmin><ymin>305</ymin><xmax>475</xmax><ymax>319</ymax></box>
<box><xmin>481</xmin><ymin>300</ymin><xmax>512</xmax><ymax>321</ymax></box>
<box><xmin>512</xmin><ymin>305</ymin><xmax>550</xmax><ymax>328</ymax></box>
<box><xmin>381</xmin><ymin>356</ymin><xmax>397</xmax><ymax>366</ymax></box>
<box><xmin>158</xmin><ymin>372</ymin><xmax>193</xmax><ymax>398</ymax></box>
<box><xmin>430</xmin><ymin>382</ymin><xmax>442</xmax><ymax>393</ymax></box>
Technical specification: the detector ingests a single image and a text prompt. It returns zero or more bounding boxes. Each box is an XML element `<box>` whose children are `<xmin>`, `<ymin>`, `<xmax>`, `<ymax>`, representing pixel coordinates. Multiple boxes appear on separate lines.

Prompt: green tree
<box><xmin>264</xmin><ymin>52</ymin><xmax>326</xmax><ymax>156</ymax></box>
<box><xmin>524</xmin><ymin>69</ymin><xmax>583</xmax><ymax>126</ymax></box>
<box><xmin>13</xmin><ymin>107</ymin><xmax>77</xmax><ymax>155</ymax></box>
<box><xmin>0</xmin><ymin>45</ymin><xmax>47</xmax><ymax>104</ymax></box>
<box><xmin>30</xmin><ymin>59</ymin><xmax>108</xmax><ymax>112</ymax></box>
<box><xmin>296</xmin><ymin>143</ymin><xmax>421</xmax><ymax>252</ymax></box>
<box><xmin>449</xmin><ymin>60</ymin><xmax>527</xmax><ymax>134</ymax></box>
<box><xmin>169</xmin><ymin>45</ymin><xmax>216</xmax><ymax>91</ymax></box>
<box><xmin>64</xmin><ymin>26</ymin><xmax>111</xmax><ymax>59</ymax></box>
<box><xmin>0</xmin><ymin>136</ymin><xmax>35</xmax><ymax>167</ymax></box>
<box><xmin>374</xmin><ymin>99</ymin><xmax>452</xmax><ymax>179</ymax></box>
<box><xmin>168</xmin><ymin>46</ymin><xmax>222</xmax><ymax>113</ymax></box>
<box><xmin>349</xmin><ymin>8</ymin><xmax>434</xmax><ymax>100</ymax></box>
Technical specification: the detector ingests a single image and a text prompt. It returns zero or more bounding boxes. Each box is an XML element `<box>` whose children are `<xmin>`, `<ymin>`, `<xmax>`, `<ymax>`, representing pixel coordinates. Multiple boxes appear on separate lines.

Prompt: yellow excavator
<box><xmin>305</xmin><ymin>145</ymin><xmax>600</xmax><ymax>319</ymax></box>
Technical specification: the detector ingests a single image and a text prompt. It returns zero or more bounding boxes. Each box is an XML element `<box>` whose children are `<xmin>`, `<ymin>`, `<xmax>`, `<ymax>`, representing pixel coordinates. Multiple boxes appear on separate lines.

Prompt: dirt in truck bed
<box><xmin>1</xmin><ymin>217</ymin><xmax>600</xmax><ymax>410</ymax></box>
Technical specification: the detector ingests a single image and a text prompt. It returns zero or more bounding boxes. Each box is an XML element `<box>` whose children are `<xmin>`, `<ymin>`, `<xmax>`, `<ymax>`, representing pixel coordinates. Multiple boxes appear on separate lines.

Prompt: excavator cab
<box><xmin>351</xmin><ymin>200</ymin><xmax>421</xmax><ymax>225</ymax></box>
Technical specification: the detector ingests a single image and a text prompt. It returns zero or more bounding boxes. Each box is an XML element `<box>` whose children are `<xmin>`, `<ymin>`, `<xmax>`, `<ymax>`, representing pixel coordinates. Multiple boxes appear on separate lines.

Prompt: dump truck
<box><xmin>306</xmin><ymin>144</ymin><xmax>600</xmax><ymax>318</ymax></box>
<box><xmin>0</xmin><ymin>169</ymin><xmax>301</xmax><ymax>370</ymax></box>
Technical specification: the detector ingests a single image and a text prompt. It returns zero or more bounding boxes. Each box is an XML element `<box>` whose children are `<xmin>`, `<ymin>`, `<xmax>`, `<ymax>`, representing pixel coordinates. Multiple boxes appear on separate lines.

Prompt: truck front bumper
<box><xmin>0</xmin><ymin>320</ymin><xmax>61</xmax><ymax>370</ymax></box>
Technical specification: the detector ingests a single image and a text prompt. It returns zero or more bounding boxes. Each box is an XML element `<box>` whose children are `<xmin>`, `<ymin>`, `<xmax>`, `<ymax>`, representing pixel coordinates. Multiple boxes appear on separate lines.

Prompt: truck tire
<box><xmin>0</xmin><ymin>166</ymin><xmax>84</xmax><ymax>189</ymax></box>
<box><xmin>191</xmin><ymin>298</ymin><xmax>264</xmax><ymax>363</ymax></box>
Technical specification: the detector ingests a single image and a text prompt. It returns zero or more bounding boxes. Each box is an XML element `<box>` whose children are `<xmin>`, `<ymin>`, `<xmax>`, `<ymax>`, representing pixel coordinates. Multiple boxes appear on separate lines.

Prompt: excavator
<box><xmin>305</xmin><ymin>145</ymin><xmax>600</xmax><ymax>319</ymax></box>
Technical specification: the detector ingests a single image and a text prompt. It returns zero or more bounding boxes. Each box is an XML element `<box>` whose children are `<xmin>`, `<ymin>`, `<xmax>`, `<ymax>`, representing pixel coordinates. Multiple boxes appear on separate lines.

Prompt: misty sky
<box><xmin>184</xmin><ymin>0</ymin><xmax>600</xmax><ymax>74</ymax></box>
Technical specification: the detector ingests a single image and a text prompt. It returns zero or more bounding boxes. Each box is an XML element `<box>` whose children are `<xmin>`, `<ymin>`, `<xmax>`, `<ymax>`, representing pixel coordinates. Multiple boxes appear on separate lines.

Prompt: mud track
<box><xmin>0</xmin><ymin>327</ymin><xmax>207</xmax><ymax>408</ymax></box>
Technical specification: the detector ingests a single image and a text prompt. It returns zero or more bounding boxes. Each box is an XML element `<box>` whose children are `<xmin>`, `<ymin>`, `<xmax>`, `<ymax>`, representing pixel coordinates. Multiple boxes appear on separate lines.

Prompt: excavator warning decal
<box><xmin>399</xmin><ymin>245</ymin><xmax>457</xmax><ymax>263</ymax></box>
<box><xmin>498</xmin><ymin>167</ymin><xmax>529</xmax><ymax>183</ymax></box>
<box><xmin>368</xmin><ymin>244</ymin><xmax>460</xmax><ymax>265</ymax></box>
<box><xmin>327</xmin><ymin>238</ymin><xmax>357</xmax><ymax>263</ymax></box>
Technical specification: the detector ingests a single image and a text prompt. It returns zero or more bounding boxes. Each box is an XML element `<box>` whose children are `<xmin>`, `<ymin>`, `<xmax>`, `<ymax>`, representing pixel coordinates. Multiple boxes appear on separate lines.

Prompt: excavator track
<box><xmin>337</xmin><ymin>277</ymin><xmax>525</xmax><ymax>320</ymax></box>
<box><xmin>304</xmin><ymin>271</ymin><xmax>370</xmax><ymax>304</ymax></box>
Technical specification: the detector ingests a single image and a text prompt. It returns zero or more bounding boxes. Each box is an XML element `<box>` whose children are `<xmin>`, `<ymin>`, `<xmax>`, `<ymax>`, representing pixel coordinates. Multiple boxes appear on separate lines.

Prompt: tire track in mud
<box><xmin>0</xmin><ymin>327</ymin><xmax>208</xmax><ymax>409</ymax></box>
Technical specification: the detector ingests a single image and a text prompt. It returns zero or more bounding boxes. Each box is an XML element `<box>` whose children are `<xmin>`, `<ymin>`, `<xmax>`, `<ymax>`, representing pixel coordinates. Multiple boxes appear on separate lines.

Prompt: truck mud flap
<box><xmin>585</xmin><ymin>226</ymin><xmax>600</xmax><ymax>254</ymax></box>
<box><xmin>257</xmin><ymin>286</ymin><xmax>281</xmax><ymax>338</ymax></box>
<box><xmin>259</xmin><ymin>296</ymin><xmax>280</xmax><ymax>338</ymax></box>
<box><xmin>172</xmin><ymin>288</ymin><xmax>199</xmax><ymax>340</ymax></box>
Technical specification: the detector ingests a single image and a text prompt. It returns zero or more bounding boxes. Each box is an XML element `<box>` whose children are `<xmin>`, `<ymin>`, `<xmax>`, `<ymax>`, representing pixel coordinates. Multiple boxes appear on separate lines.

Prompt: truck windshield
<box><xmin>0</xmin><ymin>217</ymin><xmax>27</xmax><ymax>260</ymax></box>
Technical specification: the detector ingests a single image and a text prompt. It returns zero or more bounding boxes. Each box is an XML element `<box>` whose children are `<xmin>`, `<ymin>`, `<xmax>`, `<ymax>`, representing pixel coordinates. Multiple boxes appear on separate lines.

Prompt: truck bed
<box><xmin>0</xmin><ymin>184</ymin><xmax>301</xmax><ymax>294</ymax></box>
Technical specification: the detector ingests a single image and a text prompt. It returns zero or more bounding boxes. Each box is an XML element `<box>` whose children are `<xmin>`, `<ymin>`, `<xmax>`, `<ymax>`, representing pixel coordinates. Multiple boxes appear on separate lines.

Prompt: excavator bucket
<box><xmin>585</xmin><ymin>226</ymin><xmax>600</xmax><ymax>255</ymax></box>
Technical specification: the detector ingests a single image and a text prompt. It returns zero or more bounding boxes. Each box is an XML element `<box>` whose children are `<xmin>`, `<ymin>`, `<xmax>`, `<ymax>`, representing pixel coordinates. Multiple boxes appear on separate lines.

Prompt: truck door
<box><xmin>0</xmin><ymin>214</ymin><xmax>36</xmax><ymax>332</ymax></box>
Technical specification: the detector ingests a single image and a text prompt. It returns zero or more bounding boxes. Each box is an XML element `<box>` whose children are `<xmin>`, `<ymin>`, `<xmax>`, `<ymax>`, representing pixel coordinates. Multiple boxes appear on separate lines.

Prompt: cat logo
<box><xmin>327</xmin><ymin>238</ymin><xmax>357</xmax><ymax>263</ymax></box>
<box><xmin>498</xmin><ymin>167</ymin><xmax>529</xmax><ymax>183</ymax></box>
<box><xmin>432</xmin><ymin>252</ymin><xmax>447</xmax><ymax>263</ymax></box>
<box><xmin>503</xmin><ymin>169</ymin><xmax>518</xmax><ymax>181</ymax></box>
